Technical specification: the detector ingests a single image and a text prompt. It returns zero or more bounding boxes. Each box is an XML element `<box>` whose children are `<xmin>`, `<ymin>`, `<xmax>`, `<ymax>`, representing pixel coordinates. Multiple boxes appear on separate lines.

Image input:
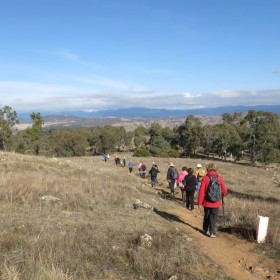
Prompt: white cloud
<box><xmin>212</xmin><ymin>91</ymin><xmax>241</xmax><ymax>98</ymax></box>
<box><xmin>183</xmin><ymin>92</ymin><xmax>197</xmax><ymax>99</ymax></box>
<box><xmin>0</xmin><ymin>80</ymin><xmax>279</xmax><ymax>113</ymax></box>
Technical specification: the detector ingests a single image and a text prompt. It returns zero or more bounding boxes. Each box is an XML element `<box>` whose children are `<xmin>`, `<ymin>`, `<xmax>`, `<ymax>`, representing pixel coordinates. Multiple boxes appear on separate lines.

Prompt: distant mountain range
<box><xmin>17</xmin><ymin>105</ymin><xmax>280</xmax><ymax>121</ymax></box>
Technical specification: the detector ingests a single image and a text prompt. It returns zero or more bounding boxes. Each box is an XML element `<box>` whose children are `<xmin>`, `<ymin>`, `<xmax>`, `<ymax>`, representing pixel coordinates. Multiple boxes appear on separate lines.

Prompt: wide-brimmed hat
<box><xmin>197</xmin><ymin>163</ymin><xmax>202</xmax><ymax>168</ymax></box>
<box><xmin>169</xmin><ymin>162</ymin><xmax>174</xmax><ymax>167</ymax></box>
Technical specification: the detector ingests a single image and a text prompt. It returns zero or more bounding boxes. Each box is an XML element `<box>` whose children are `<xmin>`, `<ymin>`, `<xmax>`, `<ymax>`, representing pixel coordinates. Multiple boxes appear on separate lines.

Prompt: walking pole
<box><xmin>222</xmin><ymin>195</ymin><xmax>225</xmax><ymax>225</ymax></box>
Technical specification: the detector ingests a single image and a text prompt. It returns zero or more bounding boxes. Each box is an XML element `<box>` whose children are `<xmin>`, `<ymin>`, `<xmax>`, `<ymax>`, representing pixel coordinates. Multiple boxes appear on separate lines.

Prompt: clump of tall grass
<box><xmin>216</xmin><ymin>162</ymin><xmax>280</xmax><ymax>258</ymax></box>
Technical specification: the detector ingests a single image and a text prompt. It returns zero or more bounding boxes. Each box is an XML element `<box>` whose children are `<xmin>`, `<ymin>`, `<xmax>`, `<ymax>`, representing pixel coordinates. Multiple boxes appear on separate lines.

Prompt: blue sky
<box><xmin>0</xmin><ymin>0</ymin><xmax>280</xmax><ymax>113</ymax></box>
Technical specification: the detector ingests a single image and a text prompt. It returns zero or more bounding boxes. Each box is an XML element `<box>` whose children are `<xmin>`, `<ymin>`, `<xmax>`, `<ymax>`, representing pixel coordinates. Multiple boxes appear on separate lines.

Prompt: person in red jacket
<box><xmin>198</xmin><ymin>163</ymin><xmax>228</xmax><ymax>238</ymax></box>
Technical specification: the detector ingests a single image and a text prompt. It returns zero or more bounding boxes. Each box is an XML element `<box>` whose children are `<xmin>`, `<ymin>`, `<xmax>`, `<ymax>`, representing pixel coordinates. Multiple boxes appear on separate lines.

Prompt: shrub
<box><xmin>166</xmin><ymin>148</ymin><xmax>180</xmax><ymax>158</ymax></box>
<box><xmin>149</xmin><ymin>148</ymin><xmax>180</xmax><ymax>158</ymax></box>
<box><xmin>133</xmin><ymin>148</ymin><xmax>150</xmax><ymax>157</ymax></box>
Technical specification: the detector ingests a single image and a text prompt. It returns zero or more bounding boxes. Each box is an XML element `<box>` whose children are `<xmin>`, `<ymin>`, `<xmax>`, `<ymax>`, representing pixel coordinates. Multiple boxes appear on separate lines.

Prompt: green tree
<box><xmin>124</xmin><ymin>131</ymin><xmax>134</xmax><ymax>151</ymax></box>
<box><xmin>212</xmin><ymin>123</ymin><xmax>242</xmax><ymax>157</ymax></box>
<box><xmin>241</xmin><ymin>110</ymin><xmax>280</xmax><ymax>164</ymax></box>
<box><xmin>162</xmin><ymin>127</ymin><xmax>177</xmax><ymax>146</ymax></box>
<box><xmin>149</xmin><ymin>123</ymin><xmax>171</xmax><ymax>156</ymax></box>
<box><xmin>133</xmin><ymin>126</ymin><xmax>148</xmax><ymax>149</ymax></box>
<box><xmin>113</xmin><ymin>126</ymin><xmax>129</xmax><ymax>151</ymax></box>
<box><xmin>253</xmin><ymin>112</ymin><xmax>280</xmax><ymax>163</ymax></box>
<box><xmin>0</xmin><ymin>106</ymin><xmax>19</xmax><ymax>150</ymax></box>
<box><xmin>176</xmin><ymin>115</ymin><xmax>202</xmax><ymax>156</ymax></box>
<box><xmin>88</xmin><ymin>126</ymin><xmax>133</xmax><ymax>154</ymax></box>
<box><xmin>49</xmin><ymin>128</ymin><xmax>88</xmax><ymax>157</ymax></box>
<box><xmin>87</xmin><ymin>127</ymin><xmax>102</xmax><ymax>154</ymax></box>
<box><xmin>24</xmin><ymin>112</ymin><xmax>44</xmax><ymax>155</ymax></box>
<box><xmin>99</xmin><ymin>126</ymin><xmax>126</xmax><ymax>153</ymax></box>
<box><xmin>232</xmin><ymin>112</ymin><xmax>243</xmax><ymax>123</ymax></box>
<box><xmin>200</xmin><ymin>124</ymin><xmax>216</xmax><ymax>157</ymax></box>
<box><xmin>222</xmin><ymin>113</ymin><xmax>234</xmax><ymax>124</ymax></box>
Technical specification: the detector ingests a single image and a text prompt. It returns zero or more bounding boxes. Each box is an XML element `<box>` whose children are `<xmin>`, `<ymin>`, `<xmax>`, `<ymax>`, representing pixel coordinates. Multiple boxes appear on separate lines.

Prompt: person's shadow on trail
<box><xmin>153</xmin><ymin>208</ymin><xmax>206</xmax><ymax>236</ymax></box>
<box><xmin>156</xmin><ymin>188</ymin><xmax>185</xmax><ymax>203</ymax></box>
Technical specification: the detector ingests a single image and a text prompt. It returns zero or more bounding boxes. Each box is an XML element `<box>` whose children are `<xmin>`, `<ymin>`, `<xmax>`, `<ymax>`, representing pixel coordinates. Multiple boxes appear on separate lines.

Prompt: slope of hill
<box><xmin>0</xmin><ymin>151</ymin><xmax>279</xmax><ymax>279</ymax></box>
<box><xmin>15</xmin><ymin>104</ymin><xmax>279</xmax><ymax>130</ymax></box>
<box><xmin>15</xmin><ymin>115</ymin><xmax>222</xmax><ymax>131</ymax></box>
<box><xmin>85</xmin><ymin>105</ymin><xmax>280</xmax><ymax>119</ymax></box>
<box><xmin>17</xmin><ymin>105</ymin><xmax>280</xmax><ymax>122</ymax></box>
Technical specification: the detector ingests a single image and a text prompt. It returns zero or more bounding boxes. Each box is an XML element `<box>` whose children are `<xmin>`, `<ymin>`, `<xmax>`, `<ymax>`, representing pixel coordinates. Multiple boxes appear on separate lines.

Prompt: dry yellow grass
<box><xmin>169</xmin><ymin>157</ymin><xmax>280</xmax><ymax>252</ymax></box>
<box><xmin>0</xmin><ymin>151</ymin><xmax>279</xmax><ymax>279</ymax></box>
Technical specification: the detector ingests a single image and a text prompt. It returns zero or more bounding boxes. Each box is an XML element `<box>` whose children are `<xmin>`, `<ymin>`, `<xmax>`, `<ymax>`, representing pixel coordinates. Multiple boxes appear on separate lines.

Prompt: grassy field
<box><xmin>0</xmin><ymin>152</ymin><xmax>279</xmax><ymax>279</ymax></box>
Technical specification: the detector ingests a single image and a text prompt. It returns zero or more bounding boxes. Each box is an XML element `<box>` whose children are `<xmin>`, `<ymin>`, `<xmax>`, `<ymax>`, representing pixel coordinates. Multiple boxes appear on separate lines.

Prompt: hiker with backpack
<box><xmin>140</xmin><ymin>162</ymin><xmax>147</xmax><ymax>178</ymax></box>
<box><xmin>198</xmin><ymin>163</ymin><xmax>228</xmax><ymax>238</ymax></box>
<box><xmin>195</xmin><ymin>163</ymin><xmax>205</xmax><ymax>194</ymax></box>
<box><xmin>177</xmin><ymin>166</ymin><xmax>188</xmax><ymax>202</ymax></box>
<box><xmin>149</xmin><ymin>162</ymin><xmax>160</xmax><ymax>187</ymax></box>
<box><xmin>183</xmin><ymin>167</ymin><xmax>197</xmax><ymax>210</ymax></box>
<box><xmin>166</xmin><ymin>162</ymin><xmax>178</xmax><ymax>197</ymax></box>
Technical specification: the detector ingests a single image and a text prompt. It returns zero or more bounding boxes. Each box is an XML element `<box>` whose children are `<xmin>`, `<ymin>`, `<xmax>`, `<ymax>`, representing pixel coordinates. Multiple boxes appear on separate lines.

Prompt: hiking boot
<box><xmin>203</xmin><ymin>230</ymin><xmax>210</xmax><ymax>236</ymax></box>
<box><xmin>210</xmin><ymin>234</ymin><xmax>216</xmax><ymax>238</ymax></box>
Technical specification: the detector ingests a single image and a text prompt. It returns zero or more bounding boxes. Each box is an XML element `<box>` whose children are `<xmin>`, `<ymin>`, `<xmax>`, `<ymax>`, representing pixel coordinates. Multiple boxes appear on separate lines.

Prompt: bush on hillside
<box><xmin>133</xmin><ymin>148</ymin><xmax>151</xmax><ymax>157</ymax></box>
<box><xmin>166</xmin><ymin>148</ymin><xmax>180</xmax><ymax>158</ymax></box>
<box><xmin>150</xmin><ymin>148</ymin><xmax>180</xmax><ymax>158</ymax></box>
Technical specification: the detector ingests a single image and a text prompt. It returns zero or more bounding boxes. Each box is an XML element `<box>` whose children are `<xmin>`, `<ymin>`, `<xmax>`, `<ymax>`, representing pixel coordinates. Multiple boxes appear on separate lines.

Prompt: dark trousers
<box><xmin>151</xmin><ymin>176</ymin><xmax>157</xmax><ymax>186</ymax></box>
<box><xmin>203</xmin><ymin>207</ymin><xmax>219</xmax><ymax>234</ymax></box>
<box><xmin>181</xmin><ymin>188</ymin><xmax>186</xmax><ymax>203</ymax></box>
<box><xmin>169</xmin><ymin>180</ymin><xmax>176</xmax><ymax>194</ymax></box>
<box><xmin>185</xmin><ymin>191</ymin><xmax>195</xmax><ymax>210</ymax></box>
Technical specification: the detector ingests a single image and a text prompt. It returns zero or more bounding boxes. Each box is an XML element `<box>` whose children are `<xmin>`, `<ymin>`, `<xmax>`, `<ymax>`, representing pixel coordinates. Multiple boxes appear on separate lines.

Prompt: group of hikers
<box><xmin>110</xmin><ymin>156</ymin><xmax>228</xmax><ymax>238</ymax></box>
<box><xmin>166</xmin><ymin>161</ymin><xmax>228</xmax><ymax>238</ymax></box>
<box><xmin>114</xmin><ymin>156</ymin><xmax>126</xmax><ymax>167</ymax></box>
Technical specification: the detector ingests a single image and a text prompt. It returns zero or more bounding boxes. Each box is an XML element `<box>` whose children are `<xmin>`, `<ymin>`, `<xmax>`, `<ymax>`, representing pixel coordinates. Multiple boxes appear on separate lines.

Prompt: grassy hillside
<box><xmin>0</xmin><ymin>152</ymin><xmax>279</xmax><ymax>279</ymax></box>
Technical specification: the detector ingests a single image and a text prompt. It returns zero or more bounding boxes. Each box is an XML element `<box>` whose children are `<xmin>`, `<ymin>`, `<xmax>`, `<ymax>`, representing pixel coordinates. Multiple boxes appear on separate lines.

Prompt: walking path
<box><xmin>156</xmin><ymin>186</ymin><xmax>280</xmax><ymax>280</ymax></box>
<box><xmin>115</xmin><ymin>158</ymin><xmax>279</xmax><ymax>279</ymax></box>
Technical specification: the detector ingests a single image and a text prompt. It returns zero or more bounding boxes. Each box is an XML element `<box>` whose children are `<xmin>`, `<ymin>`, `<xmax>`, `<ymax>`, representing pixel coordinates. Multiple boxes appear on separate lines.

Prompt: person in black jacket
<box><xmin>166</xmin><ymin>162</ymin><xmax>178</xmax><ymax>196</ymax></box>
<box><xmin>149</xmin><ymin>162</ymin><xmax>160</xmax><ymax>187</ymax></box>
<box><xmin>184</xmin><ymin>168</ymin><xmax>197</xmax><ymax>210</ymax></box>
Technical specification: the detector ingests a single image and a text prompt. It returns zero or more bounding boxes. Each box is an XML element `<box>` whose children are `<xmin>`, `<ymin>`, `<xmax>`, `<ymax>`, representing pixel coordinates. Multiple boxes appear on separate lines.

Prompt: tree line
<box><xmin>1</xmin><ymin>105</ymin><xmax>280</xmax><ymax>164</ymax></box>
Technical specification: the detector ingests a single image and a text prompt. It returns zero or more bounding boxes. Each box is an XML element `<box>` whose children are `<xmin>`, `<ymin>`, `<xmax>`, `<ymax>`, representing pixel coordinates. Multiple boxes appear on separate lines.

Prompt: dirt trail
<box><xmin>156</xmin><ymin>188</ymin><xmax>280</xmax><ymax>280</ymax></box>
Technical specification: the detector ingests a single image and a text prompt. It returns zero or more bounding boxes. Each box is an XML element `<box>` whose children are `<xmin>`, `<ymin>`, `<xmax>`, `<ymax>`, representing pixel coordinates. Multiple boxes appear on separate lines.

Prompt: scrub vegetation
<box><xmin>1</xmin><ymin>105</ymin><xmax>280</xmax><ymax>165</ymax></box>
<box><xmin>0</xmin><ymin>152</ymin><xmax>279</xmax><ymax>279</ymax></box>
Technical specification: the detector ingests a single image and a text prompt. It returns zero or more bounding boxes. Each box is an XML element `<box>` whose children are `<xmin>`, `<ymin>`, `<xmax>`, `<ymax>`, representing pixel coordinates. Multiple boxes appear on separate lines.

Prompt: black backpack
<box><xmin>185</xmin><ymin>174</ymin><xmax>197</xmax><ymax>192</ymax></box>
<box><xmin>205</xmin><ymin>175</ymin><xmax>222</xmax><ymax>202</ymax></box>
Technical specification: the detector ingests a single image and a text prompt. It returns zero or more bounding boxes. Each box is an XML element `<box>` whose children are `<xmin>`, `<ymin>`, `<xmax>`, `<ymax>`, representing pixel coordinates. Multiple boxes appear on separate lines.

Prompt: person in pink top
<box><xmin>198</xmin><ymin>163</ymin><xmax>228</xmax><ymax>238</ymax></box>
<box><xmin>177</xmin><ymin>166</ymin><xmax>188</xmax><ymax>202</ymax></box>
